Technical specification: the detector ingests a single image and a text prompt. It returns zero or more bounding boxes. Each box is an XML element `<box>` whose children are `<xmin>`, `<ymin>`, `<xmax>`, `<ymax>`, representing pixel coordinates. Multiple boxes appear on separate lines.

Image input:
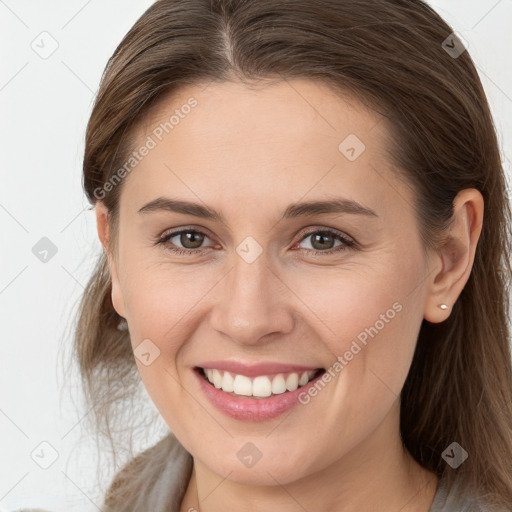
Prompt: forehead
<box><xmin>120</xmin><ymin>79</ymin><xmax>407</xmax><ymax>224</ymax></box>
<box><xmin>137</xmin><ymin>78</ymin><xmax>384</xmax><ymax>154</ymax></box>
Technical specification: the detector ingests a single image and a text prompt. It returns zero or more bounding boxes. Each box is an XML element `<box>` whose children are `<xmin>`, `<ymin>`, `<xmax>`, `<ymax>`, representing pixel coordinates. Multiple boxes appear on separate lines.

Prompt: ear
<box><xmin>423</xmin><ymin>188</ymin><xmax>484</xmax><ymax>323</ymax></box>
<box><xmin>95</xmin><ymin>201</ymin><xmax>126</xmax><ymax>318</ymax></box>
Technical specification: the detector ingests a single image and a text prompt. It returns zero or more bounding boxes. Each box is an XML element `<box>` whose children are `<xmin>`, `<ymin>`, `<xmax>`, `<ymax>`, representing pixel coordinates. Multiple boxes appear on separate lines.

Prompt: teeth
<box><xmin>299</xmin><ymin>371</ymin><xmax>309</xmax><ymax>386</ymax></box>
<box><xmin>285</xmin><ymin>372</ymin><xmax>299</xmax><ymax>391</ymax></box>
<box><xmin>271</xmin><ymin>374</ymin><xmax>287</xmax><ymax>394</ymax></box>
<box><xmin>212</xmin><ymin>369</ymin><xmax>223</xmax><ymax>389</ymax></box>
<box><xmin>252</xmin><ymin>376</ymin><xmax>272</xmax><ymax>397</ymax></box>
<box><xmin>203</xmin><ymin>368</ymin><xmax>318</xmax><ymax>397</ymax></box>
<box><xmin>222</xmin><ymin>371</ymin><xmax>234</xmax><ymax>392</ymax></box>
<box><xmin>233</xmin><ymin>374</ymin><xmax>252</xmax><ymax>396</ymax></box>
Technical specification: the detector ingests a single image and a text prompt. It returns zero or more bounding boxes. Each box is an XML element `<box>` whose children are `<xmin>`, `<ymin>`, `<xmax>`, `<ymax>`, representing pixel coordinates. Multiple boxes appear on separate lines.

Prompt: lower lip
<box><xmin>194</xmin><ymin>368</ymin><xmax>325</xmax><ymax>421</ymax></box>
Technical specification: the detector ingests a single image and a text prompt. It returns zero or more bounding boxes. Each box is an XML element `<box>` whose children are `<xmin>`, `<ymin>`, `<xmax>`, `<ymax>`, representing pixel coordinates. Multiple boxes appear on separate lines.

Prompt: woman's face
<box><xmin>100</xmin><ymin>79</ymin><xmax>437</xmax><ymax>485</ymax></box>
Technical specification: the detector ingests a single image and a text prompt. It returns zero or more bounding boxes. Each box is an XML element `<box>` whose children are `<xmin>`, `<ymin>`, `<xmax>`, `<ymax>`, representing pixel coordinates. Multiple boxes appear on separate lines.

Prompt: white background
<box><xmin>1</xmin><ymin>1</ymin><xmax>511</xmax><ymax>510</ymax></box>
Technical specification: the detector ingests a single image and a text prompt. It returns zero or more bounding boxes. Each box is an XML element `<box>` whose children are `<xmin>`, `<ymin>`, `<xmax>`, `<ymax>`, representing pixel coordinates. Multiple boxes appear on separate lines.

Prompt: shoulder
<box><xmin>430</xmin><ymin>474</ymin><xmax>511</xmax><ymax>512</ymax></box>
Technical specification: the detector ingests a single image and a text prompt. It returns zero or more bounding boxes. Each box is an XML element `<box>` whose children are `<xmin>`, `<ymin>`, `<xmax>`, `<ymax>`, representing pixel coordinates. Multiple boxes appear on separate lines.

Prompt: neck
<box><xmin>180</xmin><ymin>401</ymin><xmax>438</xmax><ymax>512</ymax></box>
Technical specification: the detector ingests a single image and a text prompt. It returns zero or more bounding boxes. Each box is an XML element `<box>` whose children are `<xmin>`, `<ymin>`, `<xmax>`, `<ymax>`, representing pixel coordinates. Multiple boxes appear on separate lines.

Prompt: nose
<box><xmin>209</xmin><ymin>252</ymin><xmax>295</xmax><ymax>346</ymax></box>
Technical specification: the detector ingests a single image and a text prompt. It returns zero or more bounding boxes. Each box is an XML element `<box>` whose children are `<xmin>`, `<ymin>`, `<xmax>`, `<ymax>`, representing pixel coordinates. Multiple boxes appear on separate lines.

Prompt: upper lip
<box><xmin>196</xmin><ymin>360</ymin><xmax>323</xmax><ymax>377</ymax></box>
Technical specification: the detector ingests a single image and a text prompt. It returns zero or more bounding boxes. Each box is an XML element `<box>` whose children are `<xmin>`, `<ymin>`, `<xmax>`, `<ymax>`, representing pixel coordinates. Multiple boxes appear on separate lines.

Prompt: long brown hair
<box><xmin>67</xmin><ymin>0</ymin><xmax>512</xmax><ymax>508</ymax></box>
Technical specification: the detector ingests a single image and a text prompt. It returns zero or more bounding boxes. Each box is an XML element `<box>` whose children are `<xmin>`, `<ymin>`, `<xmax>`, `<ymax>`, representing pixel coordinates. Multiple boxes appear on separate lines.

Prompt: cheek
<box><xmin>291</xmin><ymin>251</ymin><xmax>425</xmax><ymax>397</ymax></box>
<box><xmin>293</xmin><ymin>252</ymin><xmax>422</xmax><ymax>343</ymax></box>
<box><xmin>286</xmin><ymin>263</ymin><xmax>425</xmax><ymax>462</ymax></box>
<box><xmin>120</xmin><ymin>259</ymin><xmax>215</xmax><ymax>348</ymax></box>
<box><xmin>119</xmin><ymin>264</ymin><xmax>205</xmax><ymax>435</ymax></box>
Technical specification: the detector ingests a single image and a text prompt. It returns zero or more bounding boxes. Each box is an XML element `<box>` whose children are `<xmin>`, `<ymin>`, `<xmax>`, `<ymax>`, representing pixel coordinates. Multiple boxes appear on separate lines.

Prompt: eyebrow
<box><xmin>137</xmin><ymin>196</ymin><xmax>378</xmax><ymax>221</ymax></box>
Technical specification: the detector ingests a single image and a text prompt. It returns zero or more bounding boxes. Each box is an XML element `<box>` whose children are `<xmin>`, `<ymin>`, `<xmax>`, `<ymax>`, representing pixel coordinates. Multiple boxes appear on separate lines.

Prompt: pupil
<box><xmin>312</xmin><ymin>233</ymin><xmax>333</xmax><ymax>250</ymax></box>
<box><xmin>182</xmin><ymin>232</ymin><xmax>203</xmax><ymax>249</ymax></box>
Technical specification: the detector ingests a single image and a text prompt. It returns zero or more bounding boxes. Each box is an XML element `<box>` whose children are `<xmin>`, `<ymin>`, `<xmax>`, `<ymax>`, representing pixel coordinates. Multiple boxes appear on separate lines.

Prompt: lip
<box><xmin>193</xmin><ymin>366</ymin><xmax>325</xmax><ymax>421</ymax></box>
<box><xmin>196</xmin><ymin>360</ymin><xmax>321</xmax><ymax>378</ymax></box>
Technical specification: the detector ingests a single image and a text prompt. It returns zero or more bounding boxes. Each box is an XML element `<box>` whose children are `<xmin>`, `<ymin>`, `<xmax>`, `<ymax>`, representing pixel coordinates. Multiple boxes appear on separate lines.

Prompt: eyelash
<box><xmin>154</xmin><ymin>226</ymin><xmax>356</xmax><ymax>257</ymax></box>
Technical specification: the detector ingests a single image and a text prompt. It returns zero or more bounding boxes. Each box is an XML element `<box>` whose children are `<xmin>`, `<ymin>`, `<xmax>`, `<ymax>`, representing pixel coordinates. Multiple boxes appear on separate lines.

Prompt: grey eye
<box><xmin>299</xmin><ymin>232</ymin><xmax>343</xmax><ymax>251</ymax></box>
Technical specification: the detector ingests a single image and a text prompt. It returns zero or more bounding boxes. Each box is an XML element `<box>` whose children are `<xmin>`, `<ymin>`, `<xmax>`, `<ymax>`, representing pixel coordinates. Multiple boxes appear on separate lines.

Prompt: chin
<box><xmin>198</xmin><ymin>451</ymin><xmax>316</xmax><ymax>487</ymax></box>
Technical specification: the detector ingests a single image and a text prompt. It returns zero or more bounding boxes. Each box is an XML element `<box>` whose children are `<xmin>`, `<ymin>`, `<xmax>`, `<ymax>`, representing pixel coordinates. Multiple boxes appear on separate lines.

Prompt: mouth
<box><xmin>194</xmin><ymin>366</ymin><xmax>326</xmax><ymax>399</ymax></box>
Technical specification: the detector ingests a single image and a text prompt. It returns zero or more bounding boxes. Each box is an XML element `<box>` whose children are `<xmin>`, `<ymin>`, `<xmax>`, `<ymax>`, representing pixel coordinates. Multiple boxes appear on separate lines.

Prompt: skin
<box><xmin>95</xmin><ymin>79</ymin><xmax>484</xmax><ymax>511</ymax></box>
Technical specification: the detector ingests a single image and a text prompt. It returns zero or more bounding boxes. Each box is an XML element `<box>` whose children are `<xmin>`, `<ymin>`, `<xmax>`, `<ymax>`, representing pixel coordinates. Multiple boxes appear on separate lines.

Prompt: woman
<box><xmin>71</xmin><ymin>0</ymin><xmax>512</xmax><ymax>510</ymax></box>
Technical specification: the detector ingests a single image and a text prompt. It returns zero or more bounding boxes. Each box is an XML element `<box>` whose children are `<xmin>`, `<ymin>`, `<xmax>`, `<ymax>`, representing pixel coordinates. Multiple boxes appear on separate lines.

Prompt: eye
<box><xmin>295</xmin><ymin>228</ymin><xmax>355</xmax><ymax>254</ymax></box>
<box><xmin>154</xmin><ymin>226</ymin><xmax>356</xmax><ymax>257</ymax></box>
<box><xmin>155</xmin><ymin>228</ymin><xmax>215</xmax><ymax>255</ymax></box>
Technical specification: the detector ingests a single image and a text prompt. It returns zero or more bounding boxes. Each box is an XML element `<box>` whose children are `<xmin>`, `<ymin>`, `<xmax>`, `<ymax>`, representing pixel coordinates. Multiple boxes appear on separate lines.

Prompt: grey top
<box><xmin>428</xmin><ymin>472</ymin><xmax>493</xmax><ymax>512</ymax></box>
<box><xmin>13</xmin><ymin>435</ymin><xmax>502</xmax><ymax>512</ymax></box>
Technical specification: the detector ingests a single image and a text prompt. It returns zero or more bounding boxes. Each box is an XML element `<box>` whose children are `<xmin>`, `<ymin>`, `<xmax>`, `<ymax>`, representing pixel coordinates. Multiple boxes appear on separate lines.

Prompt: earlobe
<box><xmin>94</xmin><ymin>202</ymin><xmax>127</xmax><ymax>318</ymax></box>
<box><xmin>95</xmin><ymin>201</ymin><xmax>110</xmax><ymax>250</ymax></box>
<box><xmin>423</xmin><ymin>188</ymin><xmax>484</xmax><ymax>323</ymax></box>
<box><xmin>110</xmin><ymin>261</ymin><xmax>127</xmax><ymax>319</ymax></box>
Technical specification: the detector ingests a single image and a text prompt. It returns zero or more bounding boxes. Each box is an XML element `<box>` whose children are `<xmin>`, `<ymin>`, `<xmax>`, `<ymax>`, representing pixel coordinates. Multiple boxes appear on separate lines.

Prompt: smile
<box><xmin>193</xmin><ymin>363</ymin><xmax>326</xmax><ymax>421</ymax></box>
<box><xmin>201</xmin><ymin>368</ymin><xmax>321</xmax><ymax>398</ymax></box>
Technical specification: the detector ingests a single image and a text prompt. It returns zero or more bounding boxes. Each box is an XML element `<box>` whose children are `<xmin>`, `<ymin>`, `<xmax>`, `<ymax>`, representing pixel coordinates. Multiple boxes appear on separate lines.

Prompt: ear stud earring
<box><xmin>438</xmin><ymin>304</ymin><xmax>448</xmax><ymax>310</ymax></box>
